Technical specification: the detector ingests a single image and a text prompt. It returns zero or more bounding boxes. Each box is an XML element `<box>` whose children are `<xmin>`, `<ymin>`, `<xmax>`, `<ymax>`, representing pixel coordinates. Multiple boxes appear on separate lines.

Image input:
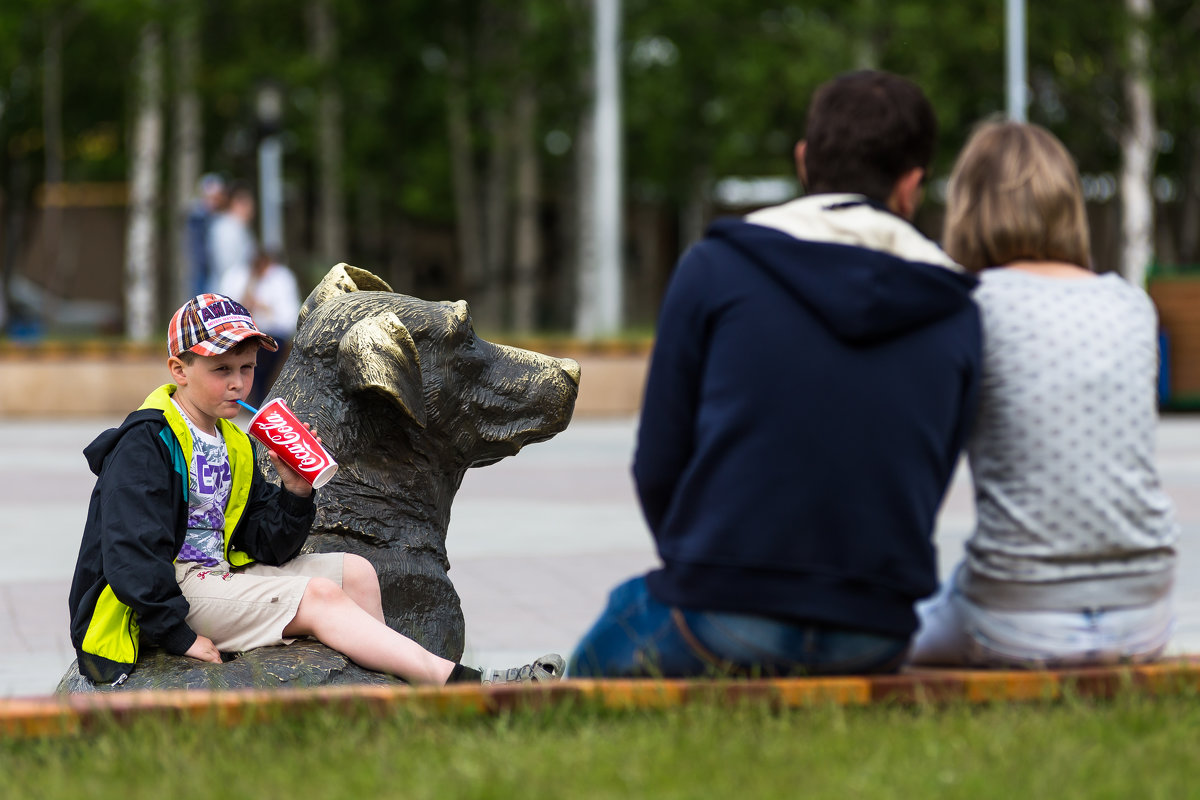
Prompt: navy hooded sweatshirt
<box><xmin>635</xmin><ymin>198</ymin><xmax>982</xmax><ymax>638</ymax></box>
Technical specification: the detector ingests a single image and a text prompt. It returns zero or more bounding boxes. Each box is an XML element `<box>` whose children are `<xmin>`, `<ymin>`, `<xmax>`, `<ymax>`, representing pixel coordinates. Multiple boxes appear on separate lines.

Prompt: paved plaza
<box><xmin>3</xmin><ymin>412</ymin><xmax>1200</xmax><ymax>698</ymax></box>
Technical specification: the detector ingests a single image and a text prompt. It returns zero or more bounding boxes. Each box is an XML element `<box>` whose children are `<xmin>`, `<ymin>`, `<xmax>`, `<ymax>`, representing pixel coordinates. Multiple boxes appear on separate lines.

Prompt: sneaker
<box><xmin>481</xmin><ymin>653</ymin><xmax>566</xmax><ymax>685</ymax></box>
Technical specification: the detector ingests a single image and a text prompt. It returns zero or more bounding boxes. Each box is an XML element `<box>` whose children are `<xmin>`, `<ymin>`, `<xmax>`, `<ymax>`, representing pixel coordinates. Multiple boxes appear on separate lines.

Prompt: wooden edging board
<box><xmin>5</xmin><ymin>658</ymin><xmax>1199</xmax><ymax>740</ymax></box>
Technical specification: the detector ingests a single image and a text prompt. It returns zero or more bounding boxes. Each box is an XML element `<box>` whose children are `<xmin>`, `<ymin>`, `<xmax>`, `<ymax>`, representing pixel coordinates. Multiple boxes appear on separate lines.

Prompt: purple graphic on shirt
<box><xmin>189</xmin><ymin>505</ymin><xmax>225</xmax><ymax>534</ymax></box>
<box><xmin>197</xmin><ymin>453</ymin><xmax>231</xmax><ymax>494</ymax></box>
<box><xmin>178</xmin><ymin>542</ymin><xmax>220</xmax><ymax>567</ymax></box>
<box><xmin>179</xmin><ymin>427</ymin><xmax>232</xmax><ymax>566</ymax></box>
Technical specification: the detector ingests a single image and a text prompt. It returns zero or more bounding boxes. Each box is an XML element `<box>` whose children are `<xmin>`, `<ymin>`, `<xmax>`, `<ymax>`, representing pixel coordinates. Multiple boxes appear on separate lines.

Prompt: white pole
<box><xmin>579</xmin><ymin>0</ymin><xmax>623</xmax><ymax>337</ymax></box>
<box><xmin>258</xmin><ymin>135</ymin><xmax>284</xmax><ymax>253</ymax></box>
<box><xmin>1006</xmin><ymin>0</ymin><xmax>1027</xmax><ymax>122</ymax></box>
<box><xmin>1120</xmin><ymin>0</ymin><xmax>1156</xmax><ymax>287</ymax></box>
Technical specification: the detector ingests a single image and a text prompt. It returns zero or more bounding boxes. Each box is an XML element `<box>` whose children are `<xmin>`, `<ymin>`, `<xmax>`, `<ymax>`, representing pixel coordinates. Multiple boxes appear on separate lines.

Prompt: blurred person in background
<box><xmin>186</xmin><ymin>173</ymin><xmax>228</xmax><ymax>296</ymax></box>
<box><xmin>218</xmin><ymin>248</ymin><xmax>301</xmax><ymax>408</ymax></box>
<box><xmin>206</xmin><ymin>183</ymin><xmax>257</xmax><ymax>295</ymax></box>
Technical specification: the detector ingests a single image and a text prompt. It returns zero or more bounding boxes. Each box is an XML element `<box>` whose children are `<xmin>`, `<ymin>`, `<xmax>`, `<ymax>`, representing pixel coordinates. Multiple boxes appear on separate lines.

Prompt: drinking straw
<box><xmin>236</xmin><ymin>400</ymin><xmax>259</xmax><ymax>415</ymax></box>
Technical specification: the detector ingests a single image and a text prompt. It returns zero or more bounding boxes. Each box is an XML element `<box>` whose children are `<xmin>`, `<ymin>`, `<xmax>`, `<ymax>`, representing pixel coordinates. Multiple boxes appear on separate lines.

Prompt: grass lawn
<box><xmin>2</xmin><ymin>689</ymin><xmax>1197</xmax><ymax>799</ymax></box>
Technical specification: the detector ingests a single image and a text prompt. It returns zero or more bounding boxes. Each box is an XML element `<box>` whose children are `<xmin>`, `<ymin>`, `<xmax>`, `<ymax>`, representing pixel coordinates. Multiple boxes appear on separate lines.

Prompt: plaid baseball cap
<box><xmin>167</xmin><ymin>293</ymin><xmax>279</xmax><ymax>358</ymax></box>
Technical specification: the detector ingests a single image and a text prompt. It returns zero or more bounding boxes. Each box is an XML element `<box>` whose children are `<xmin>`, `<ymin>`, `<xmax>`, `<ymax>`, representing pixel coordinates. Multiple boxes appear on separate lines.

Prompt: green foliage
<box><xmin>619</xmin><ymin>0</ymin><xmax>1137</xmax><ymax>199</ymax></box>
<box><xmin>2</xmin><ymin>0</ymin><xmax>1198</xmax><ymax>321</ymax></box>
<box><xmin>0</xmin><ymin>1</ymin><xmax>1187</xmax><ymax>209</ymax></box>
<box><xmin>1148</xmin><ymin>1</ymin><xmax>1200</xmax><ymax>185</ymax></box>
<box><xmin>3</xmin><ymin>690</ymin><xmax>1200</xmax><ymax>799</ymax></box>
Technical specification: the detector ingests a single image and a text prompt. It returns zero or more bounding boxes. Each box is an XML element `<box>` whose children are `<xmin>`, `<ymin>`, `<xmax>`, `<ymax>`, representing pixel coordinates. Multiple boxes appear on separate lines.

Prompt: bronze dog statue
<box><xmin>260</xmin><ymin>264</ymin><xmax>580</xmax><ymax>661</ymax></box>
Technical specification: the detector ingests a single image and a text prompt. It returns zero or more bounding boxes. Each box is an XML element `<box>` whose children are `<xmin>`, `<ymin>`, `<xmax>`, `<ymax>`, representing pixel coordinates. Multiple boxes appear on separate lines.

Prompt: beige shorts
<box><xmin>174</xmin><ymin>553</ymin><xmax>344</xmax><ymax>653</ymax></box>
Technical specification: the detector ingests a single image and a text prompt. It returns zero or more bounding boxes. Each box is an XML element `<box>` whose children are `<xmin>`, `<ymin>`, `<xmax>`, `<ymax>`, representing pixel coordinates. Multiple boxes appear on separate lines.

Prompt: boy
<box><xmin>68</xmin><ymin>293</ymin><xmax>564</xmax><ymax>687</ymax></box>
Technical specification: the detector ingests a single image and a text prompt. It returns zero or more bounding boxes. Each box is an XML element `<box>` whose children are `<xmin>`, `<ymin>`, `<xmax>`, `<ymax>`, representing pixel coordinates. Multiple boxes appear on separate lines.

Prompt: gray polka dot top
<box><xmin>960</xmin><ymin>268</ymin><xmax>1178</xmax><ymax>611</ymax></box>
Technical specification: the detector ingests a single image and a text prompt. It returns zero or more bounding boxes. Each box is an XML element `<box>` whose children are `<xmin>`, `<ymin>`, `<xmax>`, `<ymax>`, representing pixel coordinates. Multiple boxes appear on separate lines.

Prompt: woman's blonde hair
<box><xmin>942</xmin><ymin>120</ymin><xmax>1092</xmax><ymax>273</ymax></box>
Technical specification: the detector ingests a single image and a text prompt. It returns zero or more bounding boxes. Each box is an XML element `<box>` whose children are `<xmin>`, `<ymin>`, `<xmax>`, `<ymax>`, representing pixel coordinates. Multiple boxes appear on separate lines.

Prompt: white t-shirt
<box><xmin>173</xmin><ymin>401</ymin><xmax>232</xmax><ymax>566</ymax></box>
<box><xmin>206</xmin><ymin>213</ymin><xmax>256</xmax><ymax>293</ymax></box>
<box><xmin>217</xmin><ymin>262</ymin><xmax>301</xmax><ymax>338</ymax></box>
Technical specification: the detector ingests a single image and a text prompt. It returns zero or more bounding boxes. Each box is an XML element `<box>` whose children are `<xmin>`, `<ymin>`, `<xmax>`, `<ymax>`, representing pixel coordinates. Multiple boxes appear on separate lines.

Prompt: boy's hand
<box><xmin>185</xmin><ymin>635</ymin><xmax>222</xmax><ymax>664</ymax></box>
<box><xmin>268</xmin><ymin>422</ymin><xmax>319</xmax><ymax>498</ymax></box>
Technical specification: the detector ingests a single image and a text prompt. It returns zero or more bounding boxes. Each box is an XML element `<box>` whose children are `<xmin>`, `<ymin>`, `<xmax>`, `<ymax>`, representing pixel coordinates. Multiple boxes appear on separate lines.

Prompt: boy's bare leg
<box><xmin>284</xmin><ymin>577</ymin><xmax>456</xmax><ymax>685</ymax></box>
<box><xmin>340</xmin><ymin>554</ymin><xmax>386</xmax><ymax>624</ymax></box>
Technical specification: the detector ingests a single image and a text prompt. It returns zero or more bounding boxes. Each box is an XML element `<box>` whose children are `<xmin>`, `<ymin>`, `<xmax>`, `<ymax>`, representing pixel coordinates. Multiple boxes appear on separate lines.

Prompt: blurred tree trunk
<box><xmin>627</xmin><ymin>199</ymin><xmax>666</xmax><ymax>325</ymax></box>
<box><xmin>477</xmin><ymin>105</ymin><xmax>511</xmax><ymax>328</ymax></box>
<box><xmin>355</xmin><ymin>178</ymin><xmax>383</xmax><ymax>275</ymax></box>
<box><xmin>1180</xmin><ymin>133</ymin><xmax>1200</xmax><ymax>264</ymax></box>
<box><xmin>573</xmin><ymin>76</ymin><xmax>596</xmax><ymax>335</ymax></box>
<box><xmin>41</xmin><ymin>13</ymin><xmax>64</xmax><ymax>321</ymax></box>
<box><xmin>387</xmin><ymin>218</ymin><xmax>416</xmax><ymax>296</ymax></box>
<box><xmin>443</xmin><ymin>7</ymin><xmax>517</xmax><ymax>328</ymax></box>
<box><xmin>308</xmin><ymin>0</ymin><xmax>346</xmax><ymax>266</ymax></box>
<box><xmin>572</xmin><ymin>1</ymin><xmax>596</xmax><ymax>337</ymax></box>
<box><xmin>170</xmin><ymin>2</ymin><xmax>201</xmax><ymax>307</ymax></box>
<box><xmin>0</xmin><ymin>159</ymin><xmax>32</xmax><ymax>334</ymax></box>
<box><xmin>1120</xmin><ymin>0</ymin><xmax>1155</xmax><ymax>286</ymax></box>
<box><xmin>124</xmin><ymin>22</ymin><xmax>164</xmax><ymax>341</ymax></box>
<box><xmin>42</xmin><ymin>16</ymin><xmax>63</xmax><ymax>189</ymax></box>
<box><xmin>445</xmin><ymin>20</ymin><xmax>484</xmax><ymax>303</ymax></box>
<box><xmin>474</xmin><ymin>3</ymin><xmax>520</xmax><ymax>329</ymax></box>
<box><xmin>679</xmin><ymin>164</ymin><xmax>711</xmax><ymax>252</ymax></box>
<box><xmin>511</xmin><ymin>81</ymin><xmax>540</xmax><ymax>333</ymax></box>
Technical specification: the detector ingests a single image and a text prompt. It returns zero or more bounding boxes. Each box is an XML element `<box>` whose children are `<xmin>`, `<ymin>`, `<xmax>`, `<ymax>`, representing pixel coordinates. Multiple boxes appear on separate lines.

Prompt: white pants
<box><xmin>909</xmin><ymin>565</ymin><xmax>1174</xmax><ymax>669</ymax></box>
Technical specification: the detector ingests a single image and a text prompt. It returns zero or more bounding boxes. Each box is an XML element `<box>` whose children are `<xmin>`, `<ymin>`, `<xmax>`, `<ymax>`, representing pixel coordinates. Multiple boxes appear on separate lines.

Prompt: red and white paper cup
<box><xmin>246</xmin><ymin>398</ymin><xmax>339</xmax><ymax>489</ymax></box>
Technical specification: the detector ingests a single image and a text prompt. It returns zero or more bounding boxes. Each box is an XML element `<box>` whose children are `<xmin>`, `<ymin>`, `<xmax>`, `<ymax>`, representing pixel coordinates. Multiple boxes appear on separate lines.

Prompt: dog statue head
<box><xmin>262</xmin><ymin>264</ymin><xmax>581</xmax><ymax>659</ymax></box>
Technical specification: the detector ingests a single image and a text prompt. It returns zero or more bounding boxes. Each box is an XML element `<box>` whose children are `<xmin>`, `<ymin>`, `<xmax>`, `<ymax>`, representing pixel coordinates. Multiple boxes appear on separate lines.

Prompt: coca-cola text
<box><xmin>253</xmin><ymin>411</ymin><xmax>329</xmax><ymax>474</ymax></box>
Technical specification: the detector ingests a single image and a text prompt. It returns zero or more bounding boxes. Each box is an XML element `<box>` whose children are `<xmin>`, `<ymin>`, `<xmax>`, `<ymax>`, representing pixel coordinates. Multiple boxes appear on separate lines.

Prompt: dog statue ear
<box><xmin>299</xmin><ymin>263</ymin><xmax>395</xmax><ymax>328</ymax></box>
<box><xmin>337</xmin><ymin>312</ymin><xmax>427</xmax><ymax>429</ymax></box>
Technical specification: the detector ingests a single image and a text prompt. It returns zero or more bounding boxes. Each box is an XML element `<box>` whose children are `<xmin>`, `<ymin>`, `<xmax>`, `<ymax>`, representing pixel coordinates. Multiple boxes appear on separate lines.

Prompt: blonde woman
<box><xmin>909</xmin><ymin>121</ymin><xmax>1179</xmax><ymax>668</ymax></box>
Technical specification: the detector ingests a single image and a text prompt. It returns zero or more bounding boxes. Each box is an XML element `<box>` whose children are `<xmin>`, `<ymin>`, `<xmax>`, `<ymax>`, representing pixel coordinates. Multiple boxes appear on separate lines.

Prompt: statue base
<box><xmin>57</xmin><ymin>640</ymin><xmax>404</xmax><ymax>693</ymax></box>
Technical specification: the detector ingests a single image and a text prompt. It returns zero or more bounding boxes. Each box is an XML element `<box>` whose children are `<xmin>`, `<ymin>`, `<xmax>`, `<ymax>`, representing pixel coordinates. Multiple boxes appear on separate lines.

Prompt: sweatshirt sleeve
<box><xmin>632</xmin><ymin>242</ymin><xmax>714</xmax><ymax>533</ymax></box>
<box><xmin>96</xmin><ymin>425</ymin><xmax>197</xmax><ymax>655</ymax></box>
<box><xmin>229</xmin><ymin>453</ymin><xmax>317</xmax><ymax>566</ymax></box>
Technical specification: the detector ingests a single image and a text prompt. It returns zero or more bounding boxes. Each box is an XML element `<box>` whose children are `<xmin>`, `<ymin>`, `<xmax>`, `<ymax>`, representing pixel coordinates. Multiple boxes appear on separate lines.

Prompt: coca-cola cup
<box><xmin>245</xmin><ymin>398</ymin><xmax>339</xmax><ymax>489</ymax></box>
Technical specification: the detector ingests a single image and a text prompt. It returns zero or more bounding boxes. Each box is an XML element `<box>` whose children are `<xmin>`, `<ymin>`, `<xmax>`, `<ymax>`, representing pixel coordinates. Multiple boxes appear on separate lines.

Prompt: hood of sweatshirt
<box><xmin>83</xmin><ymin>385</ymin><xmax>189</xmax><ymax>477</ymax></box>
<box><xmin>710</xmin><ymin>193</ymin><xmax>977</xmax><ymax>344</ymax></box>
<box><xmin>83</xmin><ymin>409</ymin><xmax>165</xmax><ymax>477</ymax></box>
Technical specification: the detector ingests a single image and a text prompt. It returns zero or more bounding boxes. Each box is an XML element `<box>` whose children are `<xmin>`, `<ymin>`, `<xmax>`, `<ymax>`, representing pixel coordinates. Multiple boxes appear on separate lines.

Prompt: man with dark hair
<box><xmin>802</xmin><ymin>70</ymin><xmax>937</xmax><ymax>203</ymax></box>
<box><xmin>570</xmin><ymin>70</ymin><xmax>982</xmax><ymax>679</ymax></box>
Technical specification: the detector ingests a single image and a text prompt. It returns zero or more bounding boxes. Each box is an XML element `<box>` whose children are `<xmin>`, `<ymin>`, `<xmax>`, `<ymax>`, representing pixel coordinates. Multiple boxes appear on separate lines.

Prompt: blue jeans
<box><xmin>568</xmin><ymin>575</ymin><xmax>910</xmax><ymax>678</ymax></box>
<box><xmin>909</xmin><ymin>564</ymin><xmax>1175</xmax><ymax>669</ymax></box>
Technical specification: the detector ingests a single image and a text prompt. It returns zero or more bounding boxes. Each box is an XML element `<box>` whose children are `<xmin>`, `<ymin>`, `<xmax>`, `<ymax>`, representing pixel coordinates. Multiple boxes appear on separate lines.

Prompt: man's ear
<box><xmin>888</xmin><ymin>167</ymin><xmax>925</xmax><ymax>221</ymax></box>
<box><xmin>794</xmin><ymin>140</ymin><xmax>808</xmax><ymax>189</ymax></box>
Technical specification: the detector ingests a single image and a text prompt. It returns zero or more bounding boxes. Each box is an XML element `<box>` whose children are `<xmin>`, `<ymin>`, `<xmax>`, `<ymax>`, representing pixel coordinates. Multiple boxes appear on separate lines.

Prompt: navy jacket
<box><xmin>635</xmin><ymin>206</ymin><xmax>982</xmax><ymax>638</ymax></box>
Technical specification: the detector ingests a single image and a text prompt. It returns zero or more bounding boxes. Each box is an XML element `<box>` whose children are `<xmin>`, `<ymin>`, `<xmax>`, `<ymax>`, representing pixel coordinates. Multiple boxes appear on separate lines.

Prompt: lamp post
<box><xmin>577</xmin><ymin>0</ymin><xmax>623</xmax><ymax>338</ymax></box>
<box><xmin>256</xmin><ymin>82</ymin><xmax>285</xmax><ymax>254</ymax></box>
<box><xmin>1006</xmin><ymin>0</ymin><xmax>1027</xmax><ymax>122</ymax></box>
